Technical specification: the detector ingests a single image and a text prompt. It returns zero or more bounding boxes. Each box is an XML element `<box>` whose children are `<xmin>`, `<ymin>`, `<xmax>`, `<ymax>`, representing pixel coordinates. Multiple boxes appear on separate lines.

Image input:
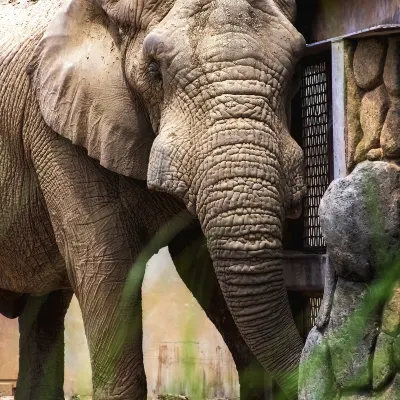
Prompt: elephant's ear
<box><xmin>28</xmin><ymin>0</ymin><xmax>154</xmax><ymax>180</ymax></box>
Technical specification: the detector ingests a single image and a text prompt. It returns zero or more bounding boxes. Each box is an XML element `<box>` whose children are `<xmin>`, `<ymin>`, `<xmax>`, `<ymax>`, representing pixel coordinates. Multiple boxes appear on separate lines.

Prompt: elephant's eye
<box><xmin>148</xmin><ymin>60</ymin><xmax>162</xmax><ymax>82</ymax></box>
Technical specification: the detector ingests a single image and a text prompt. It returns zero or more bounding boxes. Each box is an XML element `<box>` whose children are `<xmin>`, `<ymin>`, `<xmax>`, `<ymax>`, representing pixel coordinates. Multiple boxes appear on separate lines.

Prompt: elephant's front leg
<box><xmin>31</xmin><ymin>136</ymin><xmax>147</xmax><ymax>400</ymax></box>
<box><xmin>62</xmin><ymin>214</ymin><xmax>147</xmax><ymax>400</ymax></box>
<box><xmin>16</xmin><ymin>290</ymin><xmax>73</xmax><ymax>400</ymax></box>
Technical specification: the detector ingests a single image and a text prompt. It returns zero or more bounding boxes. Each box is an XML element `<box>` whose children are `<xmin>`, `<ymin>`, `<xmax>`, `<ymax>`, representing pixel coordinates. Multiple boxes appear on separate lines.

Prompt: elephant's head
<box><xmin>29</xmin><ymin>0</ymin><xmax>305</xmax><ymax>396</ymax></box>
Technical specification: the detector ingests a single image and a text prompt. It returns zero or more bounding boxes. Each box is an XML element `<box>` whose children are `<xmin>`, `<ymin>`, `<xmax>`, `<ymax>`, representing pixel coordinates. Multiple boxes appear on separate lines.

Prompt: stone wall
<box><xmin>345</xmin><ymin>35</ymin><xmax>400</xmax><ymax>171</ymax></box>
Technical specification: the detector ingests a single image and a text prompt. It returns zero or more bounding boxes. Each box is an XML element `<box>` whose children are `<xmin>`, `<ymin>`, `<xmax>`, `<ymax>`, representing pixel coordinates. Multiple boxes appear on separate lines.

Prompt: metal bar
<box><xmin>331</xmin><ymin>41</ymin><xmax>347</xmax><ymax>179</ymax></box>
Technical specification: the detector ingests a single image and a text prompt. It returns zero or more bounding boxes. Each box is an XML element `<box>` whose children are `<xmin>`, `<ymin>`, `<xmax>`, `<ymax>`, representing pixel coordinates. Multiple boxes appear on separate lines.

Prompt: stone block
<box><xmin>392</xmin><ymin>335</ymin><xmax>400</xmax><ymax>369</ymax></box>
<box><xmin>345</xmin><ymin>41</ymin><xmax>364</xmax><ymax>171</ymax></box>
<box><xmin>383</xmin><ymin>36</ymin><xmax>400</xmax><ymax>97</ymax></box>
<box><xmin>366</xmin><ymin>148</ymin><xmax>383</xmax><ymax>161</ymax></box>
<box><xmin>354</xmin><ymin>38</ymin><xmax>387</xmax><ymax>90</ymax></box>
<box><xmin>299</xmin><ymin>326</ymin><xmax>338</xmax><ymax>400</ymax></box>
<box><xmin>319</xmin><ymin>161</ymin><xmax>400</xmax><ymax>282</ymax></box>
<box><xmin>381</xmin><ymin>102</ymin><xmax>400</xmax><ymax>158</ymax></box>
<box><xmin>375</xmin><ymin>374</ymin><xmax>400</xmax><ymax>399</ymax></box>
<box><xmin>355</xmin><ymin>85</ymin><xmax>389</xmax><ymax>163</ymax></box>
<box><xmin>373</xmin><ymin>332</ymin><xmax>395</xmax><ymax>390</ymax></box>
<box><xmin>382</xmin><ymin>288</ymin><xmax>400</xmax><ymax>337</ymax></box>
<box><xmin>327</xmin><ymin>279</ymin><xmax>379</xmax><ymax>390</ymax></box>
<box><xmin>340</xmin><ymin>394</ymin><xmax>371</xmax><ymax>400</ymax></box>
<box><xmin>316</xmin><ymin>256</ymin><xmax>337</xmax><ymax>329</ymax></box>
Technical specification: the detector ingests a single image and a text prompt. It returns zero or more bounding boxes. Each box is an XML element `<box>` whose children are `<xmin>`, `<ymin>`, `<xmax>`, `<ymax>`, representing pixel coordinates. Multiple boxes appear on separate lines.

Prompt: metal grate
<box><xmin>288</xmin><ymin>291</ymin><xmax>323</xmax><ymax>342</ymax></box>
<box><xmin>303</xmin><ymin>296</ymin><xmax>323</xmax><ymax>338</ymax></box>
<box><xmin>300</xmin><ymin>58</ymin><xmax>332</xmax><ymax>250</ymax></box>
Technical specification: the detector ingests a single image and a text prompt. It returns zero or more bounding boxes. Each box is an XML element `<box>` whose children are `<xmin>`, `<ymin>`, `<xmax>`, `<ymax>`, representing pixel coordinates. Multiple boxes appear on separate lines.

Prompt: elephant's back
<box><xmin>0</xmin><ymin>0</ymin><xmax>63</xmax><ymax>47</ymax></box>
<box><xmin>0</xmin><ymin>0</ymin><xmax>64</xmax><ymax>136</ymax></box>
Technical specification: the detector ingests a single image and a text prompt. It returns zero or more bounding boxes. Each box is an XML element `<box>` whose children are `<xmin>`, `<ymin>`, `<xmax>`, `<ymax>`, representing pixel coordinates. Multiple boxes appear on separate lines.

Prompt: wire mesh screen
<box><xmin>303</xmin><ymin>296</ymin><xmax>323</xmax><ymax>338</ymax></box>
<box><xmin>288</xmin><ymin>292</ymin><xmax>323</xmax><ymax>342</ymax></box>
<box><xmin>300</xmin><ymin>57</ymin><xmax>332</xmax><ymax>250</ymax></box>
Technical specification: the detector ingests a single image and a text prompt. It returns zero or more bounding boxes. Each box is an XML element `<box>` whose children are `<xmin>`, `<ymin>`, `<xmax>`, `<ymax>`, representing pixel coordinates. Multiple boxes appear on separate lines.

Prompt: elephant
<box><xmin>0</xmin><ymin>0</ymin><xmax>306</xmax><ymax>398</ymax></box>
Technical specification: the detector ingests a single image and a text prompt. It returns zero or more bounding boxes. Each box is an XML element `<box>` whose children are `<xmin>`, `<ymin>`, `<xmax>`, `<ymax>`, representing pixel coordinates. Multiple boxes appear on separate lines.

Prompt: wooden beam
<box><xmin>283</xmin><ymin>252</ymin><xmax>327</xmax><ymax>291</ymax></box>
<box><xmin>296</xmin><ymin>0</ymin><xmax>400</xmax><ymax>43</ymax></box>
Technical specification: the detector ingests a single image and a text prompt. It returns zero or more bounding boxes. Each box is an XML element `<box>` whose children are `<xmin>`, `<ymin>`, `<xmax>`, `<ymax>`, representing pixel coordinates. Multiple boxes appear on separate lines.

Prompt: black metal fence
<box><xmin>288</xmin><ymin>52</ymin><xmax>332</xmax><ymax>252</ymax></box>
<box><xmin>288</xmin><ymin>291</ymin><xmax>324</xmax><ymax>341</ymax></box>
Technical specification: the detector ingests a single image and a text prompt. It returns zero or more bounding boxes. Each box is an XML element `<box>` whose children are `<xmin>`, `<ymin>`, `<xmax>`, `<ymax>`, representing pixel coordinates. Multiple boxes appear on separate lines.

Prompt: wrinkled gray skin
<box><xmin>0</xmin><ymin>0</ymin><xmax>305</xmax><ymax>398</ymax></box>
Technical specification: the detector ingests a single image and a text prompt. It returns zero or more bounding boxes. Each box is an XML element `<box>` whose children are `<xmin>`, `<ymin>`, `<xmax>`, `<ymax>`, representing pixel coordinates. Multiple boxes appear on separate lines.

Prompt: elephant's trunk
<box><xmin>195</xmin><ymin>136</ymin><xmax>303</xmax><ymax>398</ymax></box>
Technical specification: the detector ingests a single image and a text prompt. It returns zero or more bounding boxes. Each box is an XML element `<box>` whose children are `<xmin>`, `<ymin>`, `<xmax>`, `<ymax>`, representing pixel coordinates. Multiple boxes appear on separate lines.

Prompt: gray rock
<box><xmin>383</xmin><ymin>36</ymin><xmax>400</xmax><ymax>96</ymax></box>
<box><xmin>366</xmin><ymin>148</ymin><xmax>383</xmax><ymax>161</ymax></box>
<box><xmin>316</xmin><ymin>255</ymin><xmax>337</xmax><ymax>329</ymax></box>
<box><xmin>340</xmin><ymin>394</ymin><xmax>371</xmax><ymax>400</ymax></box>
<box><xmin>373</xmin><ymin>332</ymin><xmax>395</xmax><ymax>390</ymax></box>
<box><xmin>319</xmin><ymin>161</ymin><xmax>400</xmax><ymax>282</ymax></box>
<box><xmin>381</xmin><ymin>287</ymin><xmax>400</xmax><ymax>337</ymax></box>
<box><xmin>392</xmin><ymin>335</ymin><xmax>400</xmax><ymax>369</ymax></box>
<box><xmin>374</xmin><ymin>374</ymin><xmax>400</xmax><ymax>399</ymax></box>
<box><xmin>355</xmin><ymin>85</ymin><xmax>389</xmax><ymax>163</ymax></box>
<box><xmin>354</xmin><ymin>38</ymin><xmax>387</xmax><ymax>90</ymax></box>
<box><xmin>327</xmin><ymin>278</ymin><xmax>379</xmax><ymax>390</ymax></box>
<box><xmin>381</xmin><ymin>102</ymin><xmax>400</xmax><ymax>158</ymax></box>
<box><xmin>345</xmin><ymin>40</ymin><xmax>364</xmax><ymax>171</ymax></box>
<box><xmin>299</xmin><ymin>326</ymin><xmax>338</xmax><ymax>400</ymax></box>
<box><xmin>313</xmin><ymin>161</ymin><xmax>400</xmax><ymax>400</ymax></box>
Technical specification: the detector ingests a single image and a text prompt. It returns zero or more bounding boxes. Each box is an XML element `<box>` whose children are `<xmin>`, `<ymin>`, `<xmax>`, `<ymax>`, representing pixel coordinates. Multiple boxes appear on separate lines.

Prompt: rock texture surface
<box><xmin>346</xmin><ymin>35</ymin><xmax>400</xmax><ymax>170</ymax></box>
<box><xmin>328</xmin><ymin>279</ymin><xmax>378</xmax><ymax>389</ymax></box>
<box><xmin>319</xmin><ymin>162</ymin><xmax>400</xmax><ymax>282</ymax></box>
<box><xmin>381</xmin><ymin>104</ymin><xmax>400</xmax><ymax>158</ymax></box>
<box><xmin>345</xmin><ymin>41</ymin><xmax>364</xmax><ymax>171</ymax></box>
<box><xmin>299</xmin><ymin>327</ymin><xmax>338</xmax><ymax>400</ymax></box>
<box><xmin>353</xmin><ymin>38</ymin><xmax>387</xmax><ymax>90</ymax></box>
<box><xmin>382</xmin><ymin>287</ymin><xmax>400</xmax><ymax>337</ymax></box>
<box><xmin>299</xmin><ymin>161</ymin><xmax>400</xmax><ymax>400</ymax></box>
<box><xmin>383</xmin><ymin>36</ymin><xmax>400</xmax><ymax>96</ymax></box>
<box><xmin>355</xmin><ymin>85</ymin><xmax>389</xmax><ymax>163</ymax></box>
<box><xmin>373</xmin><ymin>332</ymin><xmax>395</xmax><ymax>390</ymax></box>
